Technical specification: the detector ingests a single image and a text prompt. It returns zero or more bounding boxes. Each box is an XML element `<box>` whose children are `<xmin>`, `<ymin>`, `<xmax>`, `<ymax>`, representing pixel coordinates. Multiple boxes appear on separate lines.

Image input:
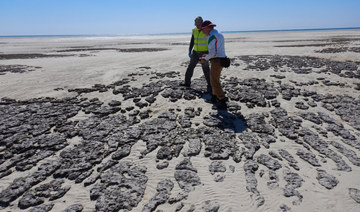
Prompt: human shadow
<box><xmin>201</xmin><ymin>92</ymin><xmax>248</xmax><ymax>133</ymax></box>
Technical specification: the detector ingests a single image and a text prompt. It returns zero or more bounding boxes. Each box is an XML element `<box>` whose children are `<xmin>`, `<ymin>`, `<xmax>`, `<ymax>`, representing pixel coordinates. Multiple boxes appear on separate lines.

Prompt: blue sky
<box><xmin>0</xmin><ymin>0</ymin><xmax>359</xmax><ymax>36</ymax></box>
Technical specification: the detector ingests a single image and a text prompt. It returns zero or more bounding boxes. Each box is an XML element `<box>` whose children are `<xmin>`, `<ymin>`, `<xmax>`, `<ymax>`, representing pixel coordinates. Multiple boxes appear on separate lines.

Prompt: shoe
<box><xmin>217</xmin><ymin>99</ymin><xmax>227</xmax><ymax>110</ymax></box>
<box><xmin>206</xmin><ymin>95</ymin><xmax>217</xmax><ymax>104</ymax></box>
<box><xmin>180</xmin><ymin>82</ymin><xmax>190</xmax><ymax>87</ymax></box>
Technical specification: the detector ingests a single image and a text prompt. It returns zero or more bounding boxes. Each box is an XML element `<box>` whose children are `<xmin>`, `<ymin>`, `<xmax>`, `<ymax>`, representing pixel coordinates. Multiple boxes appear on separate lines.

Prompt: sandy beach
<box><xmin>0</xmin><ymin>29</ymin><xmax>360</xmax><ymax>212</ymax></box>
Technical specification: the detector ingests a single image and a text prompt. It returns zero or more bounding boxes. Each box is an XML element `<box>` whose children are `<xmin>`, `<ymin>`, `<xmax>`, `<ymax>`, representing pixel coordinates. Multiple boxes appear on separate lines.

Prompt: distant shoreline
<box><xmin>1</xmin><ymin>27</ymin><xmax>360</xmax><ymax>38</ymax></box>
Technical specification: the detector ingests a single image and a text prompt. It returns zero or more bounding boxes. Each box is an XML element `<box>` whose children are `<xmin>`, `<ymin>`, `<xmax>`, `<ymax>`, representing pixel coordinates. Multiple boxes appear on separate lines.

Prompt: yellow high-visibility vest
<box><xmin>192</xmin><ymin>28</ymin><xmax>208</xmax><ymax>52</ymax></box>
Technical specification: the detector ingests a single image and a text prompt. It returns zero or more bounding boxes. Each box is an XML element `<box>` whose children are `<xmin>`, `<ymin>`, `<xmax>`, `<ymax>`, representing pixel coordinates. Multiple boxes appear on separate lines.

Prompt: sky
<box><xmin>0</xmin><ymin>0</ymin><xmax>359</xmax><ymax>36</ymax></box>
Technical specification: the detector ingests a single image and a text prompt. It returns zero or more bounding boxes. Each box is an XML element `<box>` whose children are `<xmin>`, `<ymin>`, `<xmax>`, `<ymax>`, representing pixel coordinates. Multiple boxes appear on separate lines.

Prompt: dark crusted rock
<box><xmin>202</xmin><ymin>200</ymin><xmax>220</xmax><ymax>212</ymax></box>
<box><xmin>239</xmin><ymin>132</ymin><xmax>261</xmax><ymax>159</ymax></box>
<box><xmin>27</xmin><ymin>203</ymin><xmax>54</xmax><ymax>212</ymax></box>
<box><xmin>63</xmin><ymin>204</ymin><xmax>84</xmax><ymax>212</ymax></box>
<box><xmin>83</xmin><ymin>173</ymin><xmax>100</xmax><ymax>187</ymax></box>
<box><xmin>278</xmin><ymin>149</ymin><xmax>298</xmax><ymax>164</ymax></box>
<box><xmin>301</xmin><ymin>129</ymin><xmax>352</xmax><ymax>171</ymax></box>
<box><xmin>296</xmin><ymin>149</ymin><xmax>321</xmax><ymax>166</ymax></box>
<box><xmin>280</xmin><ymin>204</ymin><xmax>291</xmax><ymax>212</ymax></box>
<box><xmin>270</xmin><ymin>107</ymin><xmax>301</xmax><ymax>140</ymax></box>
<box><xmin>283</xmin><ymin>169</ymin><xmax>303</xmax><ymax>205</ymax></box>
<box><xmin>145</xmin><ymin>96</ymin><xmax>156</xmax><ymax>104</ymax></box>
<box><xmin>111</xmin><ymin>144</ymin><xmax>132</xmax><ymax>160</ymax></box>
<box><xmin>183</xmin><ymin>138</ymin><xmax>201</xmax><ymax>157</ymax></box>
<box><xmin>349</xmin><ymin>188</ymin><xmax>360</xmax><ymax>204</ymax></box>
<box><xmin>316</xmin><ymin>169</ymin><xmax>339</xmax><ymax>189</ymax></box>
<box><xmin>174</xmin><ymin>170</ymin><xmax>201</xmax><ymax>191</ymax></box>
<box><xmin>90</xmin><ymin>162</ymin><xmax>147</xmax><ymax>211</ymax></box>
<box><xmin>18</xmin><ymin>192</ymin><xmax>44</xmax><ymax>209</ymax></box>
<box><xmin>209</xmin><ymin>161</ymin><xmax>226</xmax><ymax>175</ymax></box>
<box><xmin>269</xmin><ymin>151</ymin><xmax>283</xmax><ymax>161</ymax></box>
<box><xmin>175</xmin><ymin>158</ymin><xmax>197</xmax><ymax>173</ymax></box>
<box><xmin>258</xmin><ymin>134</ymin><xmax>276</xmax><ymax>149</ymax></box>
<box><xmin>0</xmin><ymin>160</ymin><xmax>60</xmax><ymax>207</ymax></box>
<box><xmin>331</xmin><ymin>141</ymin><xmax>360</xmax><ymax>166</ymax></box>
<box><xmin>142</xmin><ymin>179</ymin><xmax>174</xmax><ymax>212</ymax></box>
<box><xmin>245</xmin><ymin>113</ymin><xmax>274</xmax><ymax>135</ymax></box>
<box><xmin>13</xmin><ymin>178</ymin><xmax>69</xmax><ymax>206</ymax></box>
<box><xmin>97</xmin><ymin>160</ymin><xmax>118</xmax><ymax>173</ymax></box>
<box><xmin>244</xmin><ymin>160</ymin><xmax>264</xmax><ymax>207</ymax></box>
<box><xmin>157</xmin><ymin>146</ymin><xmax>173</xmax><ymax>160</ymax></box>
<box><xmin>298</xmin><ymin>112</ymin><xmax>322</xmax><ymax>124</ymax></box>
<box><xmin>156</xmin><ymin>161</ymin><xmax>169</xmax><ymax>170</ymax></box>
<box><xmin>257</xmin><ymin>154</ymin><xmax>282</xmax><ymax>171</ymax></box>
<box><xmin>203</xmin><ymin>131</ymin><xmax>239</xmax><ymax>160</ymax></box>
<box><xmin>108</xmin><ymin>100</ymin><xmax>121</xmax><ymax>107</ymax></box>
<box><xmin>295</xmin><ymin>102</ymin><xmax>310</xmax><ymax>110</ymax></box>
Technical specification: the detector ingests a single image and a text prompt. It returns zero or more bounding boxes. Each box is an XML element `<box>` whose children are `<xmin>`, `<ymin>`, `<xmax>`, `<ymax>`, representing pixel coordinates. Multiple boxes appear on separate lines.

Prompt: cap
<box><xmin>201</xmin><ymin>20</ymin><xmax>216</xmax><ymax>29</ymax></box>
<box><xmin>194</xmin><ymin>16</ymin><xmax>203</xmax><ymax>26</ymax></box>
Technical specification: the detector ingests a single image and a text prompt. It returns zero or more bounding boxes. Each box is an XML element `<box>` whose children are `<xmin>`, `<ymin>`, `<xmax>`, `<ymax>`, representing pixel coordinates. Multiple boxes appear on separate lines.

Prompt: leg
<box><xmin>201</xmin><ymin>60</ymin><xmax>212</xmax><ymax>93</ymax></box>
<box><xmin>184</xmin><ymin>51</ymin><xmax>200</xmax><ymax>85</ymax></box>
<box><xmin>210</xmin><ymin>59</ymin><xmax>225</xmax><ymax>100</ymax></box>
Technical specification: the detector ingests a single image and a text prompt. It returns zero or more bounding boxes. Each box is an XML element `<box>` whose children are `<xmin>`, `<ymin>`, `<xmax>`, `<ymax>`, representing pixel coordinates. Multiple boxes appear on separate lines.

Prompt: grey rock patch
<box><xmin>257</xmin><ymin>154</ymin><xmax>282</xmax><ymax>171</ymax></box>
<box><xmin>202</xmin><ymin>200</ymin><xmax>220</xmax><ymax>212</ymax></box>
<box><xmin>90</xmin><ymin>162</ymin><xmax>147</xmax><ymax>211</ymax></box>
<box><xmin>316</xmin><ymin>169</ymin><xmax>339</xmax><ymax>189</ymax></box>
<box><xmin>63</xmin><ymin>204</ymin><xmax>84</xmax><ymax>212</ymax></box>
<box><xmin>296</xmin><ymin>149</ymin><xmax>321</xmax><ymax>166</ymax></box>
<box><xmin>183</xmin><ymin>138</ymin><xmax>202</xmax><ymax>157</ymax></box>
<box><xmin>244</xmin><ymin>160</ymin><xmax>264</xmax><ymax>207</ymax></box>
<box><xmin>142</xmin><ymin>179</ymin><xmax>174</xmax><ymax>212</ymax></box>
<box><xmin>349</xmin><ymin>188</ymin><xmax>360</xmax><ymax>204</ymax></box>
<box><xmin>209</xmin><ymin>161</ymin><xmax>226</xmax><ymax>175</ymax></box>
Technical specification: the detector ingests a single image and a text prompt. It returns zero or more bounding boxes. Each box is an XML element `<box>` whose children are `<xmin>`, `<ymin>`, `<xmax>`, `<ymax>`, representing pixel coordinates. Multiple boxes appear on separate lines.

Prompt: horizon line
<box><xmin>1</xmin><ymin>26</ymin><xmax>360</xmax><ymax>38</ymax></box>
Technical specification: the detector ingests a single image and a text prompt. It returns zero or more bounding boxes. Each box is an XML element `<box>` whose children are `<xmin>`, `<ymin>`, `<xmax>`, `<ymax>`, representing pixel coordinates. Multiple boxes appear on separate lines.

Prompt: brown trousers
<box><xmin>210</xmin><ymin>59</ymin><xmax>225</xmax><ymax>100</ymax></box>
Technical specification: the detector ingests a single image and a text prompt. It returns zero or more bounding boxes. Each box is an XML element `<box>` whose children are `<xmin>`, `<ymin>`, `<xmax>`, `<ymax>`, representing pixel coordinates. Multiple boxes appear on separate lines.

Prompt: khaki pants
<box><xmin>210</xmin><ymin>59</ymin><xmax>225</xmax><ymax>100</ymax></box>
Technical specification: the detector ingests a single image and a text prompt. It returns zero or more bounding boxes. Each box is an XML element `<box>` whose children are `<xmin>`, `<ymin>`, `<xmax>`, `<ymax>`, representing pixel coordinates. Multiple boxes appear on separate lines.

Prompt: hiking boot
<box><xmin>217</xmin><ymin>99</ymin><xmax>227</xmax><ymax>110</ymax></box>
<box><xmin>180</xmin><ymin>82</ymin><xmax>190</xmax><ymax>87</ymax></box>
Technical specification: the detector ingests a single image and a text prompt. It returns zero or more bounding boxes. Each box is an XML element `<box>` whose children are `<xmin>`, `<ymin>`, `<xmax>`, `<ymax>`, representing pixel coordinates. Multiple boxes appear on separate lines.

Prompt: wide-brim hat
<box><xmin>201</xmin><ymin>20</ymin><xmax>216</xmax><ymax>29</ymax></box>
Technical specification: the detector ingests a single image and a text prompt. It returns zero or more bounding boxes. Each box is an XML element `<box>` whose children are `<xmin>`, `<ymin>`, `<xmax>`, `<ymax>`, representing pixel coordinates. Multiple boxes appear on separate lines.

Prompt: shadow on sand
<box><xmin>202</xmin><ymin>92</ymin><xmax>248</xmax><ymax>133</ymax></box>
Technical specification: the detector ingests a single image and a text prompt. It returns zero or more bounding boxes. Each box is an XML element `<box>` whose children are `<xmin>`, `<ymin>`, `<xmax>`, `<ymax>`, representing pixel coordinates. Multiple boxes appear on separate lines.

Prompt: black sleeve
<box><xmin>188</xmin><ymin>34</ymin><xmax>194</xmax><ymax>52</ymax></box>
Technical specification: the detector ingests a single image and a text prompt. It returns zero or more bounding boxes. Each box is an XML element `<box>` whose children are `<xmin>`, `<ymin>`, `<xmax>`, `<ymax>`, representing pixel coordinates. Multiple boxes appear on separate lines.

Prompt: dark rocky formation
<box><xmin>236</xmin><ymin>55</ymin><xmax>360</xmax><ymax>79</ymax></box>
<box><xmin>63</xmin><ymin>204</ymin><xmax>84</xmax><ymax>212</ymax></box>
<box><xmin>316</xmin><ymin>169</ymin><xmax>339</xmax><ymax>189</ymax></box>
<box><xmin>349</xmin><ymin>188</ymin><xmax>360</xmax><ymax>204</ymax></box>
<box><xmin>244</xmin><ymin>160</ymin><xmax>264</xmax><ymax>207</ymax></box>
<box><xmin>202</xmin><ymin>200</ymin><xmax>220</xmax><ymax>212</ymax></box>
<box><xmin>257</xmin><ymin>154</ymin><xmax>282</xmax><ymax>171</ymax></box>
<box><xmin>0</xmin><ymin>64</ymin><xmax>359</xmax><ymax>211</ymax></box>
<box><xmin>296</xmin><ymin>149</ymin><xmax>321</xmax><ymax>166</ymax></box>
<box><xmin>143</xmin><ymin>179</ymin><xmax>174</xmax><ymax>212</ymax></box>
<box><xmin>283</xmin><ymin>169</ymin><xmax>303</xmax><ymax>205</ymax></box>
<box><xmin>0</xmin><ymin>64</ymin><xmax>41</xmax><ymax>75</ymax></box>
<box><xmin>90</xmin><ymin>162</ymin><xmax>147</xmax><ymax>211</ymax></box>
<box><xmin>209</xmin><ymin>161</ymin><xmax>226</xmax><ymax>175</ymax></box>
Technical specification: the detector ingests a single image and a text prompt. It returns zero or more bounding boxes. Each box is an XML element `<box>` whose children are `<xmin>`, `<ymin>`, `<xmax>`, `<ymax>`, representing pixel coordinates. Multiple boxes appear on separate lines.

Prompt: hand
<box><xmin>200</xmin><ymin>59</ymin><xmax>206</xmax><ymax>64</ymax></box>
<box><xmin>188</xmin><ymin>51</ymin><xmax>192</xmax><ymax>57</ymax></box>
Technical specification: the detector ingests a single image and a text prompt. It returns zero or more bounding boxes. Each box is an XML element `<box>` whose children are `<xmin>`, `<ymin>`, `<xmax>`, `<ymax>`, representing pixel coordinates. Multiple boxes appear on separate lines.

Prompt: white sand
<box><xmin>0</xmin><ymin>30</ymin><xmax>360</xmax><ymax>212</ymax></box>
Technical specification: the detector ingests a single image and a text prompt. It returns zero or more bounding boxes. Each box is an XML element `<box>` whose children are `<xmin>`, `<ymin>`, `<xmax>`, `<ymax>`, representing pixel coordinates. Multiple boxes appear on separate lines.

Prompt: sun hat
<box><xmin>194</xmin><ymin>16</ymin><xmax>203</xmax><ymax>26</ymax></box>
<box><xmin>201</xmin><ymin>20</ymin><xmax>216</xmax><ymax>29</ymax></box>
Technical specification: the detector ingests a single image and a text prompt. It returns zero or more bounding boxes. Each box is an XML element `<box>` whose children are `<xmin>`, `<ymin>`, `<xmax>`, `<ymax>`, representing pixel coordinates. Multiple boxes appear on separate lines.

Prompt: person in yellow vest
<box><xmin>180</xmin><ymin>16</ymin><xmax>211</xmax><ymax>93</ymax></box>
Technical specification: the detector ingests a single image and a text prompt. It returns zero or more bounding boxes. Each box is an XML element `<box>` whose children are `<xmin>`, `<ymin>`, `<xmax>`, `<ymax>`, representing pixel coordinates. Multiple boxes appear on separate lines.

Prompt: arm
<box><xmin>188</xmin><ymin>34</ymin><xmax>194</xmax><ymax>52</ymax></box>
<box><xmin>204</xmin><ymin>35</ymin><xmax>216</xmax><ymax>60</ymax></box>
